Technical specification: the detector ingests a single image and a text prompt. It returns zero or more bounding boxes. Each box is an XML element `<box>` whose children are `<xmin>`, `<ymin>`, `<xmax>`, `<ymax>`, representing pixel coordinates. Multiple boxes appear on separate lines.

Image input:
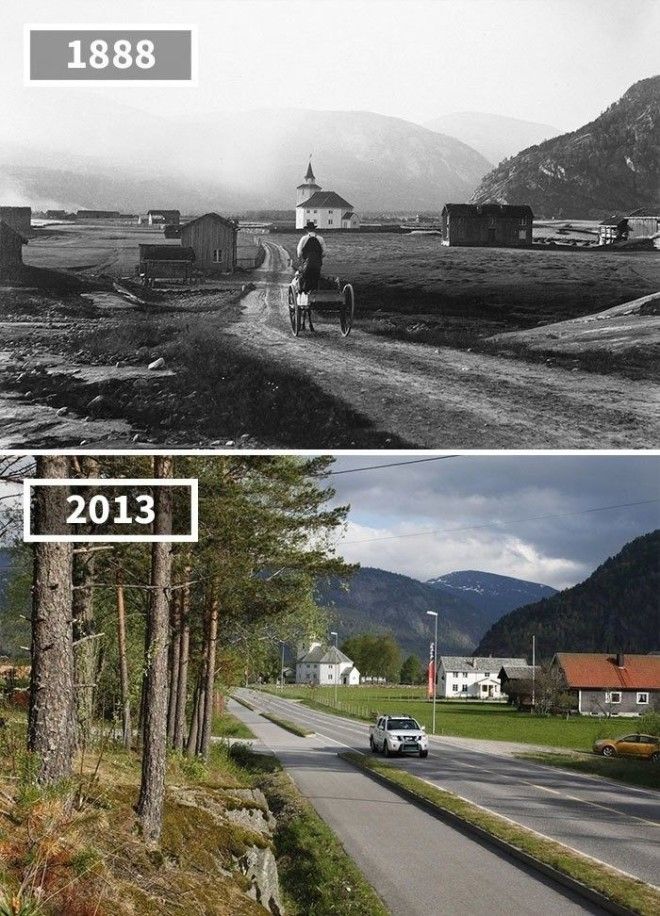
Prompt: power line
<box><xmin>328</xmin><ymin>455</ymin><xmax>460</xmax><ymax>476</ymax></box>
<box><xmin>341</xmin><ymin>498</ymin><xmax>660</xmax><ymax>546</ymax></box>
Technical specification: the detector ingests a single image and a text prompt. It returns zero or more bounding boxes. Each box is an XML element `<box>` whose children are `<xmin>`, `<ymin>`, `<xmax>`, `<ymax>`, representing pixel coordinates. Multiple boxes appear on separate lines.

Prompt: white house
<box><xmin>296</xmin><ymin>641</ymin><xmax>361</xmax><ymax>686</ymax></box>
<box><xmin>295</xmin><ymin>162</ymin><xmax>360</xmax><ymax>231</ymax></box>
<box><xmin>437</xmin><ymin>656</ymin><xmax>527</xmax><ymax>699</ymax></box>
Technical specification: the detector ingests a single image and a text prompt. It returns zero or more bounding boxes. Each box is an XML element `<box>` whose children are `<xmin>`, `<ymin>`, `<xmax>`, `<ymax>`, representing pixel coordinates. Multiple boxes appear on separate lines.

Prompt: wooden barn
<box><xmin>0</xmin><ymin>206</ymin><xmax>31</xmax><ymax>236</ymax></box>
<box><xmin>624</xmin><ymin>209</ymin><xmax>659</xmax><ymax>240</ymax></box>
<box><xmin>180</xmin><ymin>213</ymin><xmax>237</xmax><ymax>272</ymax></box>
<box><xmin>0</xmin><ymin>220</ymin><xmax>27</xmax><ymax>278</ymax></box>
<box><xmin>441</xmin><ymin>204</ymin><xmax>533</xmax><ymax>247</ymax></box>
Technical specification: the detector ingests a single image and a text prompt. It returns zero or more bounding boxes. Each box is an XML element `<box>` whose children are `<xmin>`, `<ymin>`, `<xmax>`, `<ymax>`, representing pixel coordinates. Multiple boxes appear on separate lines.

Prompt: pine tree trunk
<box><xmin>72</xmin><ymin>550</ymin><xmax>97</xmax><ymax>741</ymax></box>
<box><xmin>185</xmin><ymin>677</ymin><xmax>201</xmax><ymax>757</ymax></box>
<box><xmin>173</xmin><ymin>572</ymin><xmax>191</xmax><ymax>753</ymax></box>
<box><xmin>116</xmin><ymin>569</ymin><xmax>132</xmax><ymax>750</ymax></box>
<box><xmin>199</xmin><ymin>596</ymin><xmax>219</xmax><ymax>760</ymax></box>
<box><xmin>137</xmin><ymin>457</ymin><xmax>173</xmax><ymax>844</ymax></box>
<box><xmin>166</xmin><ymin>589</ymin><xmax>181</xmax><ymax>746</ymax></box>
<box><xmin>28</xmin><ymin>455</ymin><xmax>77</xmax><ymax>785</ymax></box>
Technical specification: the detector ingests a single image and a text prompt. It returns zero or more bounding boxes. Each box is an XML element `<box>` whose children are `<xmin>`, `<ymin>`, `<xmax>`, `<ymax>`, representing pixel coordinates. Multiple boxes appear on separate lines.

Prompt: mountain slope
<box><xmin>475</xmin><ymin>531</ymin><xmax>660</xmax><ymax>659</ymax></box>
<box><xmin>470</xmin><ymin>77</ymin><xmax>660</xmax><ymax>217</ymax></box>
<box><xmin>424</xmin><ymin>112</ymin><xmax>559</xmax><ymax>167</ymax></box>
<box><xmin>0</xmin><ymin>102</ymin><xmax>491</xmax><ymax>212</ymax></box>
<box><xmin>316</xmin><ymin>566</ymin><xmax>555</xmax><ymax>659</ymax></box>
<box><xmin>426</xmin><ymin>571</ymin><xmax>557</xmax><ymax>630</ymax></box>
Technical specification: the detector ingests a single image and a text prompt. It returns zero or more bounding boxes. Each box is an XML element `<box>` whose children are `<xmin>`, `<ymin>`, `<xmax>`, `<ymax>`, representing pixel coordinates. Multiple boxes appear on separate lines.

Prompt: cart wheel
<box><xmin>340</xmin><ymin>284</ymin><xmax>355</xmax><ymax>337</ymax></box>
<box><xmin>288</xmin><ymin>287</ymin><xmax>301</xmax><ymax>337</ymax></box>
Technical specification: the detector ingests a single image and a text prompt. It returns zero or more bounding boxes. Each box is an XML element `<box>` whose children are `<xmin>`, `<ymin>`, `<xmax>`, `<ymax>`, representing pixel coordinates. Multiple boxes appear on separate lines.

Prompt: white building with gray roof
<box><xmin>437</xmin><ymin>656</ymin><xmax>527</xmax><ymax>699</ymax></box>
<box><xmin>296</xmin><ymin>641</ymin><xmax>361</xmax><ymax>686</ymax></box>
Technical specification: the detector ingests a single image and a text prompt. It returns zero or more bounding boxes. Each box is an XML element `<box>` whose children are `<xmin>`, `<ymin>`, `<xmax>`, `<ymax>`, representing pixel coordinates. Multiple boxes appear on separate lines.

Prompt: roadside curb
<box><xmin>339</xmin><ymin>751</ymin><xmax>637</xmax><ymax>916</ymax></box>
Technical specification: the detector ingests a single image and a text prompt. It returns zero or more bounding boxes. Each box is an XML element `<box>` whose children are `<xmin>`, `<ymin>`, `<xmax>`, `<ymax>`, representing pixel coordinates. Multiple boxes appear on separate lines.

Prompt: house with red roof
<box><xmin>296</xmin><ymin>161</ymin><xmax>359</xmax><ymax>231</ymax></box>
<box><xmin>553</xmin><ymin>653</ymin><xmax>660</xmax><ymax>716</ymax></box>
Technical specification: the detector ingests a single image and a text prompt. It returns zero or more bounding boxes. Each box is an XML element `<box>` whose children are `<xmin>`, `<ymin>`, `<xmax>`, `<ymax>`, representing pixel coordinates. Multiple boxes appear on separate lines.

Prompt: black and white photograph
<box><xmin>0</xmin><ymin>0</ymin><xmax>658</xmax><ymax>448</ymax></box>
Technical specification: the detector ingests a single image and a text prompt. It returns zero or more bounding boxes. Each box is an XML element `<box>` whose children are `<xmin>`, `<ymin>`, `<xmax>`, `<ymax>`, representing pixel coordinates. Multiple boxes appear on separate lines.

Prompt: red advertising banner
<box><xmin>427</xmin><ymin>641</ymin><xmax>435</xmax><ymax>699</ymax></box>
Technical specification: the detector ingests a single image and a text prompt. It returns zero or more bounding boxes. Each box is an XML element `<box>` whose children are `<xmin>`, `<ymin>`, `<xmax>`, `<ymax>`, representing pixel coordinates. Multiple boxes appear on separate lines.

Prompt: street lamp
<box><xmin>330</xmin><ymin>630</ymin><xmax>339</xmax><ymax>707</ymax></box>
<box><xmin>426</xmin><ymin>611</ymin><xmax>438</xmax><ymax>735</ymax></box>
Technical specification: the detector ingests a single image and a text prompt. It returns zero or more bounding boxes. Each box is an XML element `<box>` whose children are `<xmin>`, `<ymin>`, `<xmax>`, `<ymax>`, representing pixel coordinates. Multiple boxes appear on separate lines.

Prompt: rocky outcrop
<box><xmin>470</xmin><ymin>77</ymin><xmax>660</xmax><ymax>217</ymax></box>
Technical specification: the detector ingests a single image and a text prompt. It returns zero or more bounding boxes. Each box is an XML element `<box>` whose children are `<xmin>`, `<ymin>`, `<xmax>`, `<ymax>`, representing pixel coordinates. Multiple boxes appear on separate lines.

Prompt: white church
<box><xmin>296</xmin><ymin>641</ymin><xmax>361</xmax><ymax>686</ymax></box>
<box><xmin>295</xmin><ymin>162</ymin><xmax>360</xmax><ymax>231</ymax></box>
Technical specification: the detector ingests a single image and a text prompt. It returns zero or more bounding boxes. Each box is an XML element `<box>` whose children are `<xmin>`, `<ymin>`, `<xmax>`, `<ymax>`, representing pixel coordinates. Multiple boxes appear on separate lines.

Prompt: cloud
<box><xmin>329</xmin><ymin>455</ymin><xmax>660</xmax><ymax>588</ymax></box>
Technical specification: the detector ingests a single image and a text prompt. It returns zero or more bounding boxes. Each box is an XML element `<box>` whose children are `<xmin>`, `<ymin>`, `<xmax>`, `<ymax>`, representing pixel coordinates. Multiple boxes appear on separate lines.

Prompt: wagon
<box><xmin>287</xmin><ymin>273</ymin><xmax>355</xmax><ymax>337</ymax></box>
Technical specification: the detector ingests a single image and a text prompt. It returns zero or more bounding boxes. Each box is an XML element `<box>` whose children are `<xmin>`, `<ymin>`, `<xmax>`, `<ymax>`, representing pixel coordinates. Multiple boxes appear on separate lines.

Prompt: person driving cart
<box><xmin>296</xmin><ymin>221</ymin><xmax>327</xmax><ymax>292</ymax></box>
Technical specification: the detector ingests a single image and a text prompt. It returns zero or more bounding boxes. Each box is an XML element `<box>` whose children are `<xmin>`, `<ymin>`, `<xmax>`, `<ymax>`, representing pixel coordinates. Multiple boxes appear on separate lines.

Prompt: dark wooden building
<box><xmin>441</xmin><ymin>204</ymin><xmax>533</xmax><ymax>247</ymax></box>
<box><xmin>0</xmin><ymin>221</ymin><xmax>28</xmax><ymax>278</ymax></box>
<box><xmin>180</xmin><ymin>213</ymin><xmax>237</xmax><ymax>272</ymax></box>
<box><xmin>77</xmin><ymin>210</ymin><xmax>121</xmax><ymax>219</ymax></box>
<box><xmin>0</xmin><ymin>206</ymin><xmax>31</xmax><ymax>236</ymax></box>
<box><xmin>137</xmin><ymin>244</ymin><xmax>195</xmax><ymax>285</ymax></box>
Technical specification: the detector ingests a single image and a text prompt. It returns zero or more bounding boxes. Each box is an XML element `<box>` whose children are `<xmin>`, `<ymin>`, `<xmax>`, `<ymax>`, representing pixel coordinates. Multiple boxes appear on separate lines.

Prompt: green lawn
<box><xmin>212</xmin><ymin>707</ymin><xmax>254</xmax><ymax>740</ymax></box>
<box><xmin>518</xmin><ymin>752</ymin><xmax>660</xmax><ymax>791</ymax></box>
<box><xmin>263</xmin><ymin>686</ymin><xmax>642</xmax><ymax>751</ymax></box>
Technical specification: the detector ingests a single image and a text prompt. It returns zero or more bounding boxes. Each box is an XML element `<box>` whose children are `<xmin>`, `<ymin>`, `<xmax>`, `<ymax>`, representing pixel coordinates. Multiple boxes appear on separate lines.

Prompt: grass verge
<box><xmin>231</xmin><ymin>745</ymin><xmax>388</xmax><ymax>916</ymax></box>
<box><xmin>516</xmin><ymin>752</ymin><xmax>660</xmax><ymax>791</ymax></box>
<box><xmin>260</xmin><ymin>712</ymin><xmax>314</xmax><ymax>738</ymax></box>
<box><xmin>341</xmin><ymin>751</ymin><xmax>660</xmax><ymax>915</ymax></box>
<box><xmin>212</xmin><ymin>707</ymin><xmax>255</xmax><ymax>740</ymax></box>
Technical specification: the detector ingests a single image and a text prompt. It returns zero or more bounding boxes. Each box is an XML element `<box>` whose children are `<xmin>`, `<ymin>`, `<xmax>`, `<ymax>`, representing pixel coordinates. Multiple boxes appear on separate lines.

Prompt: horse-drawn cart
<box><xmin>287</xmin><ymin>273</ymin><xmax>355</xmax><ymax>337</ymax></box>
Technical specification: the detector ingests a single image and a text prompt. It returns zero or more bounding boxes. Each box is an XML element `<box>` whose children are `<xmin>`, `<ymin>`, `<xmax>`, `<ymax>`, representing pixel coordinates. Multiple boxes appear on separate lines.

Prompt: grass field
<box><xmin>264</xmin><ymin>686</ymin><xmax>648</xmax><ymax>751</ymax></box>
<box><xmin>276</xmin><ymin>231</ymin><xmax>660</xmax><ymax>371</ymax></box>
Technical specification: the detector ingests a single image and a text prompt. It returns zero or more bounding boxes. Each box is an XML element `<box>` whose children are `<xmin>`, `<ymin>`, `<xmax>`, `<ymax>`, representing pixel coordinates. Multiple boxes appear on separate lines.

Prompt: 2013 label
<box><xmin>66</xmin><ymin>493</ymin><xmax>155</xmax><ymax>525</ymax></box>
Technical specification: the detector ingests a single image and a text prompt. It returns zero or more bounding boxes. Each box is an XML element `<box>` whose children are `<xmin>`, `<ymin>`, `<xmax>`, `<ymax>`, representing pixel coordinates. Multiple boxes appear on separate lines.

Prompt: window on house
<box><xmin>314</xmin><ymin>210</ymin><xmax>318</xmax><ymax>214</ymax></box>
<box><xmin>328</xmin><ymin>210</ymin><xmax>333</xmax><ymax>214</ymax></box>
<box><xmin>328</xmin><ymin>219</ymin><xmax>333</xmax><ymax>225</ymax></box>
<box><xmin>452</xmin><ymin>672</ymin><xmax>458</xmax><ymax>677</ymax></box>
<box><xmin>328</xmin><ymin>672</ymin><xmax>333</xmax><ymax>680</ymax></box>
<box><xmin>485</xmin><ymin>672</ymin><xmax>491</xmax><ymax>677</ymax></box>
<box><xmin>520</xmin><ymin>217</ymin><xmax>527</xmax><ymax>226</ymax></box>
<box><xmin>606</xmin><ymin>691</ymin><xmax>622</xmax><ymax>703</ymax></box>
<box><xmin>637</xmin><ymin>692</ymin><xmax>649</xmax><ymax>704</ymax></box>
<box><xmin>461</xmin><ymin>685</ymin><xmax>467</xmax><ymax>692</ymax></box>
<box><xmin>452</xmin><ymin>684</ymin><xmax>458</xmax><ymax>692</ymax></box>
<box><xmin>213</xmin><ymin>249</ymin><xmax>222</xmax><ymax>263</ymax></box>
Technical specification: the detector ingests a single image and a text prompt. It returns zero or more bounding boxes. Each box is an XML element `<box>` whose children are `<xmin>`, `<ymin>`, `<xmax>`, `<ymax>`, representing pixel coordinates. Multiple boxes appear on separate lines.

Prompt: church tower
<box><xmin>296</xmin><ymin>160</ymin><xmax>321</xmax><ymax>207</ymax></box>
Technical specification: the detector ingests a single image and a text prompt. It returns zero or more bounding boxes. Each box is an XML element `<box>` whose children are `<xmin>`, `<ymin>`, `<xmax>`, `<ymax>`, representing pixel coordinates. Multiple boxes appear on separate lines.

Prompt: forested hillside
<box><xmin>475</xmin><ymin>530</ymin><xmax>660</xmax><ymax>659</ymax></box>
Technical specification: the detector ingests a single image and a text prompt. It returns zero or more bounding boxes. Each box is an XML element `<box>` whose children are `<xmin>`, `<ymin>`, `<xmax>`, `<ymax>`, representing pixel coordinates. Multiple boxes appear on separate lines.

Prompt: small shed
<box><xmin>0</xmin><ymin>206</ymin><xmax>31</xmax><ymax>236</ymax></box>
<box><xmin>0</xmin><ymin>220</ymin><xmax>28</xmax><ymax>278</ymax></box>
<box><xmin>598</xmin><ymin>216</ymin><xmax>629</xmax><ymax>245</ymax></box>
<box><xmin>180</xmin><ymin>213</ymin><xmax>237</xmax><ymax>272</ymax></box>
<box><xmin>624</xmin><ymin>209</ymin><xmax>659</xmax><ymax>240</ymax></box>
<box><xmin>137</xmin><ymin>243</ymin><xmax>195</xmax><ymax>286</ymax></box>
<box><xmin>441</xmin><ymin>204</ymin><xmax>533</xmax><ymax>247</ymax></box>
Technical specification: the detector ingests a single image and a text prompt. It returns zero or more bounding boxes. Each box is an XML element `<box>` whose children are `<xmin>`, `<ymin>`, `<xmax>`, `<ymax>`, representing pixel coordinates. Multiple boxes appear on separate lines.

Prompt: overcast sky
<box><xmin>326</xmin><ymin>454</ymin><xmax>660</xmax><ymax>589</ymax></box>
<box><xmin>3</xmin><ymin>0</ymin><xmax>658</xmax><ymax>131</ymax></box>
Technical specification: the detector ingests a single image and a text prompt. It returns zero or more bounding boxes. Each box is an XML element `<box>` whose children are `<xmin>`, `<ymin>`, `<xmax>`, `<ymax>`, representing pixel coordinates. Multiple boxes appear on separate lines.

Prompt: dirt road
<box><xmin>222</xmin><ymin>241</ymin><xmax>659</xmax><ymax>448</ymax></box>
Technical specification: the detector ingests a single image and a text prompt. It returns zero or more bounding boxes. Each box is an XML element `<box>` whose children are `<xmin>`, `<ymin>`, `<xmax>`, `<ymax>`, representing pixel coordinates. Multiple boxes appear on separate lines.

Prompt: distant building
<box><xmin>0</xmin><ymin>221</ymin><xmax>28</xmax><ymax>278</ymax></box>
<box><xmin>0</xmin><ymin>206</ymin><xmax>31</xmax><ymax>236</ymax></box>
<box><xmin>45</xmin><ymin>210</ymin><xmax>68</xmax><ymax>220</ymax></box>
<box><xmin>599</xmin><ymin>210</ymin><xmax>659</xmax><ymax>245</ymax></box>
<box><xmin>296</xmin><ymin>161</ymin><xmax>359</xmax><ymax>230</ymax></box>
<box><xmin>140</xmin><ymin>209</ymin><xmax>181</xmax><ymax>226</ymax></box>
<box><xmin>552</xmin><ymin>653</ymin><xmax>660</xmax><ymax>716</ymax></box>
<box><xmin>437</xmin><ymin>656</ymin><xmax>528</xmax><ymax>699</ymax></box>
<box><xmin>77</xmin><ymin>210</ymin><xmax>121</xmax><ymax>219</ymax></box>
<box><xmin>180</xmin><ymin>212</ymin><xmax>237</xmax><ymax>272</ymax></box>
<box><xmin>441</xmin><ymin>204</ymin><xmax>533</xmax><ymax>247</ymax></box>
<box><xmin>296</xmin><ymin>641</ymin><xmax>361</xmax><ymax>686</ymax></box>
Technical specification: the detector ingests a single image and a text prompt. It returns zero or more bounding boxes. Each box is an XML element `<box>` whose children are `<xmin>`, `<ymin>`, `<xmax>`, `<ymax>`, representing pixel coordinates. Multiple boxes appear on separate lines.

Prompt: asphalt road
<box><xmin>229</xmin><ymin>697</ymin><xmax>606</xmax><ymax>916</ymax></box>
<box><xmin>236</xmin><ymin>689</ymin><xmax>660</xmax><ymax>888</ymax></box>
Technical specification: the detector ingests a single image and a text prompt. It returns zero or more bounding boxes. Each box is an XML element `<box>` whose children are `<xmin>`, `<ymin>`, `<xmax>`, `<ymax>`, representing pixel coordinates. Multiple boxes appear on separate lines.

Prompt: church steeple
<box><xmin>296</xmin><ymin>158</ymin><xmax>321</xmax><ymax>207</ymax></box>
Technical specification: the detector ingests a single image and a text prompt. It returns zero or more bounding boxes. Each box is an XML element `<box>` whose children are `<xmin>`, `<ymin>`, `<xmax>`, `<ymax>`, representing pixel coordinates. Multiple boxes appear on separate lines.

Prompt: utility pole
<box><xmin>330</xmin><ymin>630</ymin><xmax>338</xmax><ymax>707</ymax></box>
<box><xmin>280</xmin><ymin>641</ymin><xmax>285</xmax><ymax>690</ymax></box>
<box><xmin>426</xmin><ymin>611</ymin><xmax>438</xmax><ymax>736</ymax></box>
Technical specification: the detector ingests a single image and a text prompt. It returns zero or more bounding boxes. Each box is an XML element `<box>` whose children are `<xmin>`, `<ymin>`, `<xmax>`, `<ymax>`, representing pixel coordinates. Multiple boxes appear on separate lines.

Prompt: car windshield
<box><xmin>387</xmin><ymin>719</ymin><xmax>420</xmax><ymax>730</ymax></box>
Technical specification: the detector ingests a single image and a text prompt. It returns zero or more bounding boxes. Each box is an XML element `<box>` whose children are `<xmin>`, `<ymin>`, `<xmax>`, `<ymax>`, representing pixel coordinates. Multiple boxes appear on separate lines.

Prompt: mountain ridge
<box><xmin>424</xmin><ymin>111</ymin><xmax>560</xmax><ymax>167</ymax></box>
<box><xmin>469</xmin><ymin>77</ymin><xmax>660</xmax><ymax>217</ymax></box>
